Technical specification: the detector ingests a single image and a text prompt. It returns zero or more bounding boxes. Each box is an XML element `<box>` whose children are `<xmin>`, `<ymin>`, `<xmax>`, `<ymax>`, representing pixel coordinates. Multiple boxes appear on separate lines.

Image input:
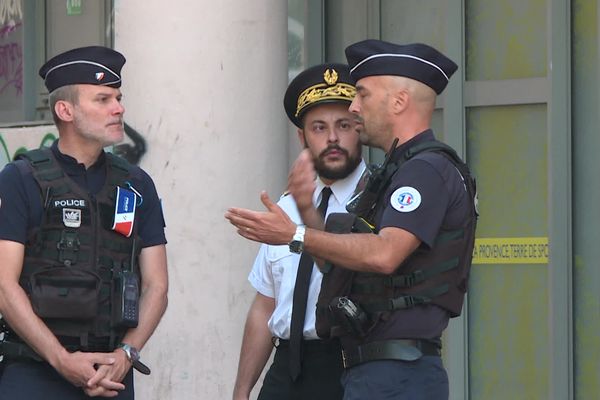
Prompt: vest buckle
<box><xmin>57</xmin><ymin>230</ymin><xmax>81</xmax><ymax>266</ymax></box>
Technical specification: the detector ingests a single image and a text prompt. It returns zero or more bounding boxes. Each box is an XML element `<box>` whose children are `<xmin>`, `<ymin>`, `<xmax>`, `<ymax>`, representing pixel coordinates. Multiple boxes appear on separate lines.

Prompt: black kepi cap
<box><xmin>284</xmin><ymin>63</ymin><xmax>356</xmax><ymax>128</ymax></box>
<box><xmin>39</xmin><ymin>46</ymin><xmax>126</xmax><ymax>92</ymax></box>
<box><xmin>345</xmin><ymin>40</ymin><xmax>457</xmax><ymax>94</ymax></box>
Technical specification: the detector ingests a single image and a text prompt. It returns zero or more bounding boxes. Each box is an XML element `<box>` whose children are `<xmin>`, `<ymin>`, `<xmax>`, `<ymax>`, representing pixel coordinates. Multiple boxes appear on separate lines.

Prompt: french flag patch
<box><xmin>112</xmin><ymin>186</ymin><xmax>137</xmax><ymax>237</ymax></box>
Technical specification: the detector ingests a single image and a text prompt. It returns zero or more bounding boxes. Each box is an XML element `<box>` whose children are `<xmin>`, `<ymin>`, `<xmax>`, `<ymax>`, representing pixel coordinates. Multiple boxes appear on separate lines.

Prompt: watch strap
<box><xmin>289</xmin><ymin>225</ymin><xmax>306</xmax><ymax>253</ymax></box>
<box><xmin>118</xmin><ymin>343</ymin><xmax>152</xmax><ymax>375</ymax></box>
<box><xmin>132</xmin><ymin>359</ymin><xmax>151</xmax><ymax>375</ymax></box>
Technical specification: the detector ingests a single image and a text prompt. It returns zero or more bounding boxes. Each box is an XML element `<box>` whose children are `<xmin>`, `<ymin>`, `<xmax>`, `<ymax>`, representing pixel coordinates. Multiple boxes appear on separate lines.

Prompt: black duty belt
<box><xmin>1</xmin><ymin>336</ymin><xmax>114</xmax><ymax>363</ymax></box>
<box><xmin>56</xmin><ymin>336</ymin><xmax>113</xmax><ymax>352</ymax></box>
<box><xmin>341</xmin><ymin>339</ymin><xmax>441</xmax><ymax>369</ymax></box>
<box><xmin>272</xmin><ymin>337</ymin><xmax>341</xmax><ymax>353</ymax></box>
<box><xmin>0</xmin><ymin>341</ymin><xmax>43</xmax><ymax>362</ymax></box>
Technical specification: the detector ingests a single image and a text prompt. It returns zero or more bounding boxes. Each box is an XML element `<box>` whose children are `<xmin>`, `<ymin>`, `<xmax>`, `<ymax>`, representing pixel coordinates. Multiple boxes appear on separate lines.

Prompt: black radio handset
<box><xmin>113</xmin><ymin>238</ymin><xmax>140</xmax><ymax>328</ymax></box>
<box><xmin>346</xmin><ymin>138</ymin><xmax>399</xmax><ymax>223</ymax></box>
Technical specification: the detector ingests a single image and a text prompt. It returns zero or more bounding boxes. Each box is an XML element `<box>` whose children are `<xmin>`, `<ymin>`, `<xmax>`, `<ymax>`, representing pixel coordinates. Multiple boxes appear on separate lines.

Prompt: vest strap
<box><xmin>352</xmin><ymin>257</ymin><xmax>459</xmax><ymax>295</ymax></box>
<box><xmin>391</xmin><ymin>257</ymin><xmax>458</xmax><ymax>287</ymax></box>
<box><xmin>100</xmin><ymin>237</ymin><xmax>133</xmax><ymax>253</ymax></box>
<box><xmin>434</xmin><ymin>228</ymin><xmax>464</xmax><ymax>245</ymax></box>
<box><xmin>18</xmin><ymin>148</ymin><xmax>51</xmax><ymax>165</ymax></box>
<box><xmin>49</xmin><ymin>184</ymin><xmax>71</xmax><ymax>197</ymax></box>
<box><xmin>37</xmin><ymin>168</ymin><xmax>64</xmax><ymax>182</ymax></box>
<box><xmin>36</xmin><ymin>248</ymin><xmax>91</xmax><ymax>265</ymax></box>
<box><xmin>404</xmin><ymin>141</ymin><xmax>461</xmax><ymax>164</ymax></box>
<box><xmin>18</xmin><ymin>149</ymin><xmax>64</xmax><ymax>180</ymax></box>
<box><xmin>105</xmin><ymin>153</ymin><xmax>131</xmax><ymax>188</ymax></box>
<box><xmin>361</xmin><ymin>284</ymin><xmax>450</xmax><ymax>312</ymax></box>
<box><xmin>39</xmin><ymin>229</ymin><xmax>92</xmax><ymax>246</ymax></box>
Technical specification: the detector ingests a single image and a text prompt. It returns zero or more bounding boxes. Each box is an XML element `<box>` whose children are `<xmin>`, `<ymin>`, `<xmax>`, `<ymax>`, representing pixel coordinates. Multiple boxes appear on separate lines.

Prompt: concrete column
<box><xmin>115</xmin><ymin>1</ymin><xmax>288</xmax><ymax>398</ymax></box>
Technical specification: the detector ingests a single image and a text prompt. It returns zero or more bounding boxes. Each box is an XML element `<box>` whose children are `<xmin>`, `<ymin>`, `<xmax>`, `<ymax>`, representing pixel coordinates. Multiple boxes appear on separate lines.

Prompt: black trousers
<box><xmin>258</xmin><ymin>339</ymin><xmax>344</xmax><ymax>400</ymax></box>
<box><xmin>0</xmin><ymin>360</ymin><xmax>135</xmax><ymax>400</ymax></box>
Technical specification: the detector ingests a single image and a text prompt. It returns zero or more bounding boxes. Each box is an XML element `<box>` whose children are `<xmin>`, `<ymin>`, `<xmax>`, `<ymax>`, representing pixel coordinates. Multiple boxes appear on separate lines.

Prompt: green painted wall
<box><xmin>467</xmin><ymin>104</ymin><xmax>549</xmax><ymax>399</ymax></box>
<box><xmin>465</xmin><ymin>0</ymin><xmax>547</xmax><ymax>80</ymax></box>
<box><xmin>572</xmin><ymin>0</ymin><xmax>600</xmax><ymax>398</ymax></box>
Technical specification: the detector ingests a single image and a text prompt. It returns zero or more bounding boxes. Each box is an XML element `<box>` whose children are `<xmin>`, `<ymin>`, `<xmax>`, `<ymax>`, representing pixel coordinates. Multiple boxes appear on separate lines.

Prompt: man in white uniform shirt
<box><xmin>232</xmin><ymin>63</ymin><xmax>365</xmax><ymax>400</ymax></box>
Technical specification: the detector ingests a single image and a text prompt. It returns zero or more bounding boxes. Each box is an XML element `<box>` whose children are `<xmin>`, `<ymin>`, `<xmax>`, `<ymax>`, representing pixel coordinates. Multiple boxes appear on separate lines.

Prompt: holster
<box><xmin>329</xmin><ymin>296</ymin><xmax>372</xmax><ymax>338</ymax></box>
<box><xmin>315</xmin><ymin>213</ymin><xmax>375</xmax><ymax>339</ymax></box>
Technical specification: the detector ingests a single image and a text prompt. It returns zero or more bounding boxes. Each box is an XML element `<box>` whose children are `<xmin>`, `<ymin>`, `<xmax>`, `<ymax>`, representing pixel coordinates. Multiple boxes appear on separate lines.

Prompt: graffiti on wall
<box><xmin>0</xmin><ymin>132</ymin><xmax>56</xmax><ymax>162</ymax></box>
<box><xmin>0</xmin><ymin>126</ymin><xmax>58</xmax><ymax>168</ymax></box>
<box><xmin>0</xmin><ymin>0</ymin><xmax>23</xmax><ymax>118</ymax></box>
<box><xmin>0</xmin><ymin>0</ymin><xmax>22</xmax><ymax>97</ymax></box>
<box><xmin>0</xmin><ymin>0</ymin><xmax>23</xmax><ymax>25</ymax></box>
<box><xmin>0</xmin><ymin>40</ymin><xmax>22</xmax><ymax>95</ymax></box>
<box><xmin>0</xmin><ymin>20</ymin><xmax>20</xmax><ymax>37</ymax></box>
<box><xmin>0</xmin><ymin>123</ymin><xmax>147</xmax><ymax>169</ymax></box>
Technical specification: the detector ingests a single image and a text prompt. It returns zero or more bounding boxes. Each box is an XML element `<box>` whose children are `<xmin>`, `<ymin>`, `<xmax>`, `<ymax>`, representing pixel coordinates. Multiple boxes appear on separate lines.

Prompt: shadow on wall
<box><xmin>0</xmin><ymin>123</ymin><xmax>146</xmax><ymax>168</ymax></box>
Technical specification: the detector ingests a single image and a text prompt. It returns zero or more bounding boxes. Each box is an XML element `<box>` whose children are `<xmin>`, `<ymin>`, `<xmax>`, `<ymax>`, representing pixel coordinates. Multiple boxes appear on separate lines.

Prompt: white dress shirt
<box><xmin>248</xmin><ymin>160</ymin><xmax>366</xmax><ymax>339</ymax></box>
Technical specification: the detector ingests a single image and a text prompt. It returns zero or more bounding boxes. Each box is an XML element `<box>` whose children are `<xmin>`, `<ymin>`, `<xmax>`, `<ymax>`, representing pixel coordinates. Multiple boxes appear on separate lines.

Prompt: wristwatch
<box><xmin>119</xmin><ymin>343</ymin><xmax>151</xmax><ymax>375</ymax></box>
<box><xmin>288</xmin><ymin>225</ymin><xmax>305</xmax><ymax>254</ymax></box>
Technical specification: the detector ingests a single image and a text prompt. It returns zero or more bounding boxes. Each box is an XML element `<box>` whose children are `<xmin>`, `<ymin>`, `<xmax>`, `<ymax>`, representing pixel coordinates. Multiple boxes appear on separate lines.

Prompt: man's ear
<box><xmin>297</xmin><ymin>128</ymin><xmax>307</xmax><ymax>148</ymax></box>
<box><xmin>55</xmin><ymin>100</ymin><xmax>75</xmax><ymax>123</ymax></box>
<box><xmin>391</xmin><ymin>89</ymin><xmax>409</xmax><ymax>115</ymax></box>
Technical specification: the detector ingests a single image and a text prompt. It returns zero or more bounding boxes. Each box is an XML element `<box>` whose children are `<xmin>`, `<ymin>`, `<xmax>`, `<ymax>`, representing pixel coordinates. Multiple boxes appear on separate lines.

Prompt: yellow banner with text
<box><xmin>472</xmin><ymin>237</ymin><xmax>549</xmax><ymax>264</ymax></box>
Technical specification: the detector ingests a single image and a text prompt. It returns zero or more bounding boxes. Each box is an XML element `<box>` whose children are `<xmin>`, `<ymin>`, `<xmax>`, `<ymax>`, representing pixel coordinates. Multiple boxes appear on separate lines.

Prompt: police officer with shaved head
<box><xmin>0</xmin><ymin>46</ymin><xmax>168</xmax><ymax>399</ymax></box>
<box><xmin>226</xmin><ymin>40</ymin><xmax>477</xmax><ymax>400</ymax></box>
<box><xmin>232</xmin><ymin>63</ymin><xmax>365</xmax><ymax>400</ymax></box>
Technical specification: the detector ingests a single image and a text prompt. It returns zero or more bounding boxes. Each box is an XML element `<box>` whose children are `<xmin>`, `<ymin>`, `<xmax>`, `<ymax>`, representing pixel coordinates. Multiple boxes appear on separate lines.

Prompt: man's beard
<box><xmin>313</xmin><ymin>144</ymin><xmax>361</xmax><ymax>181</ymax></box>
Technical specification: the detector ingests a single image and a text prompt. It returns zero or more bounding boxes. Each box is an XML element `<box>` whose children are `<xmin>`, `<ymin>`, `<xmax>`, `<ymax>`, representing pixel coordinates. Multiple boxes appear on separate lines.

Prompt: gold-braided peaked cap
<box><xmin>284</xmin><ymin>63</ymin><xmax>356</xmax><ymax>128</ymax></box>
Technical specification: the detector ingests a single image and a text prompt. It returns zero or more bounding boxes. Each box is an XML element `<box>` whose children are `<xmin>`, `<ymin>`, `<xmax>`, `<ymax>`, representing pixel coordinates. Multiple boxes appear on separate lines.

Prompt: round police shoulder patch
<box><xmin>390</xmin><ymin>186</ymin><xmax>421</xmax><ymax>213</ymax></box>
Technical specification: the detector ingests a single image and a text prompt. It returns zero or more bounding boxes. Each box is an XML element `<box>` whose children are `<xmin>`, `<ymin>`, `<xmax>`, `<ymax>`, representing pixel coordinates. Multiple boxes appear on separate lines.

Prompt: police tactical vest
<box><xmin>16</xmin><ymin>148</ymin><xmax>141</xmax><ymax>349</ymax></box>
<box><xmin>315</xmin><ymin>140</ymin><xmax>478</xmax><ymax>339</ymax></box>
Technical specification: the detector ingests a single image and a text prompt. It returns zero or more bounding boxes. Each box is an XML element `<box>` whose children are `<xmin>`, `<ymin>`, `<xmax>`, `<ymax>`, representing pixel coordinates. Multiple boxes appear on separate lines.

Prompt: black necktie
<box><xmin>289</xmin><ymin>187</ymin><xmax>332</xmax><ymax>381</ymax></box>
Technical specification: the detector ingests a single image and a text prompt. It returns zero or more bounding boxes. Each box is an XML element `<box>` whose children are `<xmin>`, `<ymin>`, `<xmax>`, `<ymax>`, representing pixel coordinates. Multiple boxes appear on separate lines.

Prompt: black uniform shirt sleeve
<box><xmin>128</xmin><ymin>166</ymin><xmax>167</xmax><ymax>248</ymax></box>
<box><xmin>379</xmin><ymin>156</ymin><xmax>450</xmax><ymax>248</ymax></box>
<box><xmin>0</xmin><ymin>162</ymin><xmax>38</xmax><ymax>244</ymax></box>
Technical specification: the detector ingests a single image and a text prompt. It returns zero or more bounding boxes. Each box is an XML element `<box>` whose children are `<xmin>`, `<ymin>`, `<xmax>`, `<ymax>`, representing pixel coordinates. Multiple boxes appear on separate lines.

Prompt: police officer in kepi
<box><xmin>0</xmin><ymin>46</ymin><xmax>168</xmax><ymax>399</ymax></box>
<box><xmin>226</xmin><ymin>39</ymin><xmax>478</xmax><ymax>400</ymax></box>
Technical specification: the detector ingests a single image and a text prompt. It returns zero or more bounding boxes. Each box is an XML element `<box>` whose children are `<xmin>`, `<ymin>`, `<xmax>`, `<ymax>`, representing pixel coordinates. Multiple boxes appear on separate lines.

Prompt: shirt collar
<box><xmin>315</xmin><ymin>159</ymin><xmax>367</xmax><ymax>206</ymax></box>
<box><xmin>390</xmin><ymin>129</ymin><xmax>435</xmax><ymax>162</ymax></box>
<box><xmin>50</xmin><ymin>140</ymin><xmax>107</xmax><ymax>174</ymax></box>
